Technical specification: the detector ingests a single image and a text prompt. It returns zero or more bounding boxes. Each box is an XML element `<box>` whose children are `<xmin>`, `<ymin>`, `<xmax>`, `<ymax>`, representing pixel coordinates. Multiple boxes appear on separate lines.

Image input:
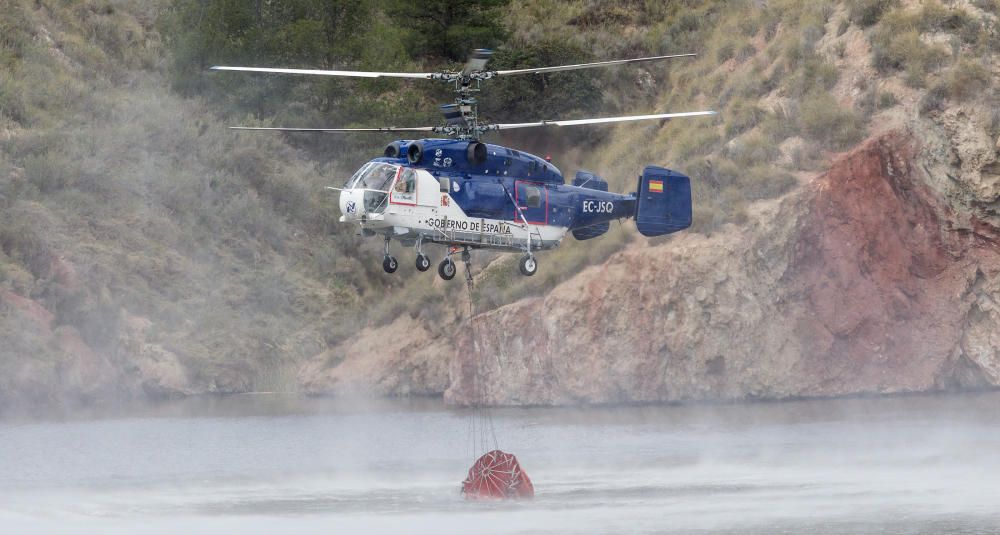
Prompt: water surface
<box><xmin>2</xmin><ymin>392</ymin><xmax>999</xmax><ymax>534</ymax></box>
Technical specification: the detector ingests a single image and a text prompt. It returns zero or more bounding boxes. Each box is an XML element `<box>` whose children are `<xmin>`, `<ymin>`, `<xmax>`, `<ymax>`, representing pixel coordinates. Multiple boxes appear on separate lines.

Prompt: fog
<box><xmin>2</xmin><ymin>392</ymin><xmax>999</xmax><ymax>534</ymax></box>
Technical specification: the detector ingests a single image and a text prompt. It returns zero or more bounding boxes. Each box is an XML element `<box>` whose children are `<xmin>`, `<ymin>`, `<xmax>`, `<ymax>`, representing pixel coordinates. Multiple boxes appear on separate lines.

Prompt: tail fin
<box><xmin>634</xmin><ymin>165</ymin><xmax>692</xmax><ymax>237</ymax></box>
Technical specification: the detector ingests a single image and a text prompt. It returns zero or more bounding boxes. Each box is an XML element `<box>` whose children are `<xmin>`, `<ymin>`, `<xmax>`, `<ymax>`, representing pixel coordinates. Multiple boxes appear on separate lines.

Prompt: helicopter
<box><xmin>212</xmin><ymin>49</ymin><xmax>715</xmax><ymax>280</ymax></box>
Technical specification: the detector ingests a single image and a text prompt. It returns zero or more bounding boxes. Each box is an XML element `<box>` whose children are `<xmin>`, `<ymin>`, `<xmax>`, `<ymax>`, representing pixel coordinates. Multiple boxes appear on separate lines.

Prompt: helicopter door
<box><xmin>415</xmin><ymin>169</ymin><xmax>438</xmax><ymax>207</ymax></box>
<box><xmin>515</xmin><ymin>181</ymin><xmax>548</xmax><ymax>225</ymax></box>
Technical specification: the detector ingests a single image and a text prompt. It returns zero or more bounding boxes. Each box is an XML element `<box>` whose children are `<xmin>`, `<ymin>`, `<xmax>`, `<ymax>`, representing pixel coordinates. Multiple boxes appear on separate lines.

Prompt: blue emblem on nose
<box><xmin>346</xmin><ymin>201</ymin><xmax>356</xmax><ymax>214</ymax></box>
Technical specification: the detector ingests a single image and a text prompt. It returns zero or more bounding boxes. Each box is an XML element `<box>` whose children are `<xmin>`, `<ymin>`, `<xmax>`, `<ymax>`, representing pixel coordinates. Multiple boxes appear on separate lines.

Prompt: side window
<box><xmin>396</xmin><ymin>168</ymin><xmax>416</xmax><ymax>193</ymax></box>
<box><xmin>525</xmin><ymin>186</ymin><xmax>542</xmax><ymax>208</ymax></box>
<box><xmin>439</xmin><ymin>177</ymin><xmax>450</xmax><ymax>193</ymax></box>
<box><xmin>405</xmin><ymin>169</ymin><xmax>416</xmax><ymax>193</ymax></box>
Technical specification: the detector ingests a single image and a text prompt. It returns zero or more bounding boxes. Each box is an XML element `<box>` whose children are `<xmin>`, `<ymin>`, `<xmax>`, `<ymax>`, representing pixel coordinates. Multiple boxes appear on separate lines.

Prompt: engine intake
<box><xmin>407</xmin><ymin>141</ymin><xmax>424</xmax><ymax>164</ymax></box>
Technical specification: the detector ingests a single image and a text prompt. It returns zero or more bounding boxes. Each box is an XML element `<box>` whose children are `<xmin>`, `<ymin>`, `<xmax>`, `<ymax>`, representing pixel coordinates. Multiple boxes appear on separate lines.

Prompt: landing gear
<box><xmin>382</xmin><ymin>235</ymin><xmax>398</xmax><ymax>274</ymax></box>
<box><xmin>414</xmin><ymin>235</ymin><xmax>431</xmax><ymax>272</ymax></box>
<box><xmin>416</xmin><ymin>254</ymin><xmax>431</xmax><ymax>272</ymax></box>
<box><xmin>383</xmin><ymin>255</ymin><xmax>398</xmax><ymax>273</ymax></box>
<box><xmin>438</xmin><ymin>258</ymin><xmax>457</xmax><ymax>280</ymax></box>
<box><xmin>519</xmin><ymin>254</ymin><xmax>537</xmax><ymax>276</ymax></box>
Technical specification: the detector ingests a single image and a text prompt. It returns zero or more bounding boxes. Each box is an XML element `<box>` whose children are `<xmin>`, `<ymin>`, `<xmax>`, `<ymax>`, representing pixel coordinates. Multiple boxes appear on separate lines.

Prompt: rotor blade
<box><xmin>492</xmin><ymin>53</ymin><xmax>696</xmax><ymax>76</ymax></box>
<box><xmin>494</xmin><ymin>110</ymin><xmax>716</xmax><ymax>130</ymax></box>
<box><xmin>210</xmin><ymin>66</ymin><xmax>434</xmax><ymax>79</ymax></box>
<box><xmin>228</xmin><ymin>126</ymin><xmax>438</xmax><ymax>133</ymax></box>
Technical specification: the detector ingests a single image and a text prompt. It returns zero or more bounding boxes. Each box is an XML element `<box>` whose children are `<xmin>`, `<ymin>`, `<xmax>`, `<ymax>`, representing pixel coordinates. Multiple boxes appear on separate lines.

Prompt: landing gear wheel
<box><xmin>519</xmin><ymin>254</ymin><xmax>537</xmax><ymax>276</ymax></box>
<box><xmin>382</xmin><ymin>255</ymin><xmax>398</xmax><ymax>274</ymax></box>
<box><xmin>415</xmin><ymin>254</ymin><xmax>431</xmax><ymax>272</ymax></box>
<box><xmin>438</xmin><ymin>259</ymin><xmax>457</xmax><ymax>280</ymax></box>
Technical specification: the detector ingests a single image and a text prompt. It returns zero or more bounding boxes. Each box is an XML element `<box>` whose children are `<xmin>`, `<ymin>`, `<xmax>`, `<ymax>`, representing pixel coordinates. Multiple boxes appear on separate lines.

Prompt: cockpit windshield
<box><xmin>346</xmin><ymin>162</ymin><xmax>399</xmax><ymax>191</ymax></box>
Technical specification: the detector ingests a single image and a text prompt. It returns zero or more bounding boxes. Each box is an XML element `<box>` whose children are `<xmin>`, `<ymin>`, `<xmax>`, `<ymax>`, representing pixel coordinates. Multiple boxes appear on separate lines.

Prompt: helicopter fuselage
<box><xmin>338</xmin><ymin>139</ymin><xmax>637</xmax><ymax>265</ymax></box>
<box><xmin>337</xmin><ymin>137</ymin><xmax>692</xmax><ymax>278</ymax></box>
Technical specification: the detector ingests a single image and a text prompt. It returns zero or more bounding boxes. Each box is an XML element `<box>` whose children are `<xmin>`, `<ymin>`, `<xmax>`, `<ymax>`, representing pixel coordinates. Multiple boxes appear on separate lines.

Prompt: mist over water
<box><xmin>2</xmin><ymin>393</ymin><xmax>1000</xmax><ymax>534</ymax></box>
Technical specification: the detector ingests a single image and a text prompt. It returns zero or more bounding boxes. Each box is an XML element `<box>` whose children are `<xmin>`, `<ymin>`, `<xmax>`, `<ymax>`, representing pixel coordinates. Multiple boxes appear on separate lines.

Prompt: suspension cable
<box><xmin>464</xmin><ymin>253</ymin><xmax>498</xmax><ymax>454</ymax></box>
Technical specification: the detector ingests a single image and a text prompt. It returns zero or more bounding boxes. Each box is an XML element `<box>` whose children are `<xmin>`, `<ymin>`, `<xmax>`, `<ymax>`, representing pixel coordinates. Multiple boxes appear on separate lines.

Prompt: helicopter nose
<box><xmin>339</xmin><ymin>189</ymin><xmax>362</xmax><ymax>220</ymax></box>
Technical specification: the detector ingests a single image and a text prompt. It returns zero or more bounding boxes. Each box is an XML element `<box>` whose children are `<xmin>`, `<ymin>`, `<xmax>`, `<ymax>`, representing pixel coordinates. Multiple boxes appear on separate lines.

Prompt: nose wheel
<box><xmin>380</xmin><ymin>236</ymin><xmax>399</xmax><ymax>273</ymax></box>
<box><xmin>519</xmin><ymin>254</ymin><xmax>537</xmax><ymax>276</ymax></box>
<box><xmin>438</xmin><ymin>258</ymin><xmax>457</xmax><ymax>280</ymax></box>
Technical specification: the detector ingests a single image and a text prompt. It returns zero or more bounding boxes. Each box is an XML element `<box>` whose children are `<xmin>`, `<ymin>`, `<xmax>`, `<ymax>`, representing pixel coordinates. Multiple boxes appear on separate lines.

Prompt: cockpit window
<box><xmin>348</xmin><ymin>162</ymin><xmax>399</xmax><ymax>191</ymax></box>
<box><xmin>345</xmin><ymin>163</ymin><xmax>372</xmax><ymax>188</ymax></box>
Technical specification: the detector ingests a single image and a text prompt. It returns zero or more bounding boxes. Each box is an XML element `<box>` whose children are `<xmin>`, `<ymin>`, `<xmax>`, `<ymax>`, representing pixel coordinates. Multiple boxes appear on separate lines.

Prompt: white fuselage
<box><xmin>338</xmin><ymin>163</ymin><xmax>567</xmax><ymax>251</ymax></box>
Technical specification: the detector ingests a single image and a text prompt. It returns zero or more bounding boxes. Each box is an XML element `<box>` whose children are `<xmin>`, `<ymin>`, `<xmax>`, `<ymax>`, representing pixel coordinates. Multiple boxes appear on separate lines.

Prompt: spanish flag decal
<box><xmin>649</xmin><ymin>179</ymin><xmax>664</xmax><ymax>193</ymax></box>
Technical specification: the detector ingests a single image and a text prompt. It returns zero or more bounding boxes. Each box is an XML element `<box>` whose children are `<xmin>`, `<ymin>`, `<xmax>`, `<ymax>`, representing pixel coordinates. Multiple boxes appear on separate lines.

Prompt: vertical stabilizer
<box><xmin>634</xmin><ymin>165</ymin><xmax>692</xmax><ymax>237</ymax></box>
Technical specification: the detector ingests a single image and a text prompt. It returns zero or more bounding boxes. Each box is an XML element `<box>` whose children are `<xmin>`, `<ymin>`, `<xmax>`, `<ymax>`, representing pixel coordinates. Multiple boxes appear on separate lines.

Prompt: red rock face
<box><xmin>446</xmin><ymin>131</ymin><xmax>1000</xmax><ymax>406</ymax></box>
<box><xmin>789</xmin><ymin>132</ymin><xmax>998</xmax><ymax>395</ymax></box>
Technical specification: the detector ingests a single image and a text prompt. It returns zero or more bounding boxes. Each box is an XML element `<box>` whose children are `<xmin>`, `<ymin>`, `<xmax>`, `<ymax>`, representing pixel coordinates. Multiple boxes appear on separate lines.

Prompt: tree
<box><xmin>388</xmin><ymin>0</ymin><xmax>510</xmax><ymax>62</ymax></box>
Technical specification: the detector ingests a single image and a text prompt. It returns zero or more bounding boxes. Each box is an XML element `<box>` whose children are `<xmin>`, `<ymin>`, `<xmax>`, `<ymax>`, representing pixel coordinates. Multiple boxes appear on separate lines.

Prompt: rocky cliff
<box><xmin>445</xmin><ymin>127</ymin><xmax>1000</xmax><ymax>405</ymax></box>
<box><xmin>302</xmin><ymin>115</ymin><xmax>1000</xmax><ymax>406</ymax></box>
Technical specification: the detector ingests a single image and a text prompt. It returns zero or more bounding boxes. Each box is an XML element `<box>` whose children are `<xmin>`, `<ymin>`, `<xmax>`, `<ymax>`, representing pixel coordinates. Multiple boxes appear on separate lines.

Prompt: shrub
<box><xmin>878</xmin><ymin>91</ymin><xmax>899</xmax><ymax>108</ymax></box>
<box><xmin>738</xmin><ymin>16</ymin><xmax>761</xmax><ymax>37</ymax></box>
<box><xmin>919</xmin><ymin>83</ymin><xmax>948</xmax><ymax>115</ymax></box>
<box><xmin>725</xmin><ymin>99</ymin><xmax>766</xmax><ymax>137</ymax></box>
<box><xmin>725</xmin><ymin>133</ymin><xmax>780</xmax><ymax>167</ymax></box>
<box><xmin>872</xmin><ymin>29</ymin><xmax>948</xmax><ymax>82</ymax></box>
<box><xmin>763</xmin><ymin>16</ymin><xmax>780</xmax><ymax>41</ymax></box>
<box><xmin>920</xmin><ymin>2</ymin><xmax>977</xmax><ymax>38</ymax></box>
<box><xmin>717</xmin><ymin>42</ymin><xmax>736</xmax><ymax>62</ymax></box>
<box><xmin>799</xmin><ymin>92</ymin><xmax>865</xmax><ymax>150</ymax></box>
<box><xmin>672</xmin><ymin>125</ymin><xmax>722</xmax><ymax>161</ymax></box>
<box><xmin>718</xmin><ymin>69</ymin><xmax>767</xmax><ymax>106</ymax></box>
<box><xmin>0</xmin><ymin>1</ymin><xmax>33</xmax><ymax>67</ymax></box>
<box><xmin>222</xmin><ymin>190</ymin><xmax>287</xmax><ymax>251</ymax></box>
<box><xmin>23</xmin><ymin>152</ymin><xmax>75</xmax><ymax>193</ymax></box>
<box><xmin>800</xmin><ymin>25</ymin><xmax>825</xmax><ymax>54</ymax></box>
<box><xmin>972</xmin><ymin>0</ymin><xmax>1000</xmax><ymax>16</ymax></box>
<box><xmin>848</xmin><ymin>0</ymin><xmax>898</xmax><ymax>27</ymax></box>
<box><xmin>0</xmin><ymin>207</ymin><xmax>53</xmax><ymax>278</ymax></box>
<box><xmin>759</xmin><ymin>105</ymin><xmax>797</xmax><ymax>144</ymax></box>
<box><xmin>946</xmin><ymin>60</ymin><xmax>991</xmax><ymax>101</ymax></box>
<box><xmin>742</xmin><ymin>165</ymin><xmax>798</xmax><ymax>201</ymax></box>
<box><xmin>736</xmin><ymin>43</ymin><xmax>757</xmax><ymax>63</ymax></box>
<box><xmin>856</xmin><ymin>87</ymin><xmax>877</xmax><ymax>116</ymax></box>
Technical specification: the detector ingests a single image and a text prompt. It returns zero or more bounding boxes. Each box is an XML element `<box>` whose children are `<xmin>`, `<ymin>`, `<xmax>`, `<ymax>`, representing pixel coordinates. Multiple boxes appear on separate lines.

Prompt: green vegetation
<box><xmin>945</xmin><ymin>59</ymin><xmax>991</xmax><ymax>101</ymax></box>
<box><xmin>799</xmin><ymin>92</ymin><xmax>865</xmax><ymax>150</ymax></box>
<box><xmin>847</xmin><ymin>0</ymin><xmax>897</xmax><ymax>27</ymax></box>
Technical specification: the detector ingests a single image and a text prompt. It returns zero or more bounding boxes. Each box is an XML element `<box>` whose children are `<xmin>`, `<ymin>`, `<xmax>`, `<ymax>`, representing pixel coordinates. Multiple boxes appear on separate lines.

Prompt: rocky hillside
<box><xmin>2</xmin><ymin>0</ymin><xmax>999</xmax><ymax>410</ymax></box>
<box><xmin>303</xmin><ymin>1</ymin><xmax>1000</xmax><ymax>405</ymax></box>
<box><xmin>0</xmin><ymin>0</ymin><xmax>390</xmax><ymax>411</ymax></box>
